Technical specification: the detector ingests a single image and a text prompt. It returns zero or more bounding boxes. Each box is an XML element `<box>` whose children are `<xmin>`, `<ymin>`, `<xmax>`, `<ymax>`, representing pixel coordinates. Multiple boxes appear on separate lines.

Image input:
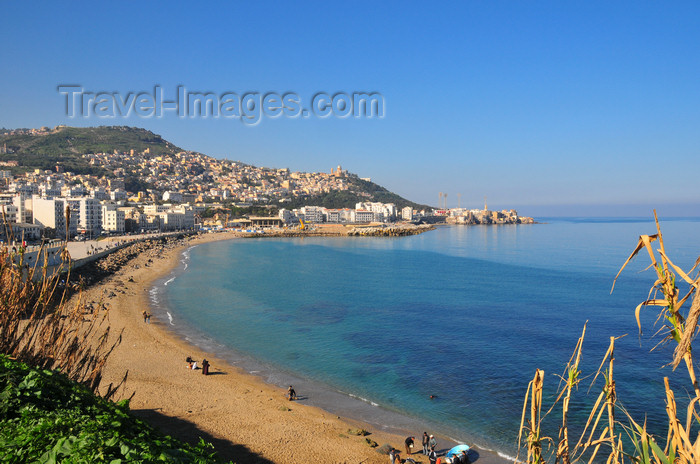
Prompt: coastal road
<box><xmin>65</xmin><ymin>232</ymin><xmax>186</xmax><ymax>260</ymax></box>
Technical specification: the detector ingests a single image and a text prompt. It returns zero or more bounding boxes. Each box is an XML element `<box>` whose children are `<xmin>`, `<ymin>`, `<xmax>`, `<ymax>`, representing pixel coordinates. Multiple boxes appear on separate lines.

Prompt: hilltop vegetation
<box><xmin>0</xmin><ymin>126</ymin><xmax>181</xmax><ymax>175</ymax></box>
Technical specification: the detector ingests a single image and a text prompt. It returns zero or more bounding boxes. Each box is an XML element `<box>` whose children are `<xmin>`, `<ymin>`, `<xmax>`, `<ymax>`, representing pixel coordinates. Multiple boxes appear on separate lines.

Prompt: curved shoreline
<box><xmin>89</xmin><ymin>232</ymin><xmax>513</xmax><ymax>464</ymax></box>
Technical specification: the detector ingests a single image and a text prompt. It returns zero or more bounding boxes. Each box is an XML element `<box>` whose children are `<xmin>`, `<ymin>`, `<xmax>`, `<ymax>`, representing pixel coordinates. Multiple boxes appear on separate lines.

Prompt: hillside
<box><xmin>0</xmin><ymin>125</ymin><xmax>430</xmax><ymax>210</ymax></box>
<box><xmin>282</xmin><ymin>177</ymin><xmax>429</xmax><ymax>210</ymax></box>
<box><xmin>0</xmin><ymin>126</ymin><xmax>181</xmax><ymax>175</ymax></box>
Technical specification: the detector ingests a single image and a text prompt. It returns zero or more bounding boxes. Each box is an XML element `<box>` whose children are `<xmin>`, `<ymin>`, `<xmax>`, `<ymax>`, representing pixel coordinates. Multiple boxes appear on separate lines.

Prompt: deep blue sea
<box><xmin>153</xmin><ymin>218</ymin><xmax>700</xmax><ymax>461</ymax></box>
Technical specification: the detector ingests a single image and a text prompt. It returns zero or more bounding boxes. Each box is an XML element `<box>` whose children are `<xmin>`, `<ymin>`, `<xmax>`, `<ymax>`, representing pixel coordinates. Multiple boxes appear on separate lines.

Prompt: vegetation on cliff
<box><xmin>0</xmin><ymin>237</ymin><xmax>227</xmax><ymax>463</ymax></box>
<box><xmin>0</xmin><ymin>355</ymin><xmax>225</xmax><ymax>463</ymax></box>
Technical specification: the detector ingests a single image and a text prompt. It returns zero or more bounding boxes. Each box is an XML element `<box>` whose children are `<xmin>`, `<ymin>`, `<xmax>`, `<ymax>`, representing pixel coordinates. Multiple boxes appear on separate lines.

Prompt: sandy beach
<box><xmin>75</xmin><ymin>232</ymin><xmax>511</xmax><ymax>464</ymax></box>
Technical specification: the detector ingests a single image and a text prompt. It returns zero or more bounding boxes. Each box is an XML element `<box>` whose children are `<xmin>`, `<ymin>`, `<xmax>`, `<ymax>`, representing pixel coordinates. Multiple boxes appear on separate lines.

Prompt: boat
<box><xmin>445</xmin><ymin>444</ymin><xmax>470</xmax><ymax>458</ymax></box>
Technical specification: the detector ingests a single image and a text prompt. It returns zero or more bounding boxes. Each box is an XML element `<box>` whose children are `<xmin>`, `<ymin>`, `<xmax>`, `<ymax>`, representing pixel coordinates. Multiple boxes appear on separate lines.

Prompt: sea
<box><xmin>150</xmin><ymin>217</ymin><xmax>700</xmax><ymax>462</ymax></box>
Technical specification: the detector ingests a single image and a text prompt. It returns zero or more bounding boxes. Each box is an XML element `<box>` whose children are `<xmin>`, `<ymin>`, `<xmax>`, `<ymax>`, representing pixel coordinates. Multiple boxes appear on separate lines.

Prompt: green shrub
<box><xmin>0</xmin><ymin>354</ymin><xmax>228</xmax><ymax>463</ymax></box>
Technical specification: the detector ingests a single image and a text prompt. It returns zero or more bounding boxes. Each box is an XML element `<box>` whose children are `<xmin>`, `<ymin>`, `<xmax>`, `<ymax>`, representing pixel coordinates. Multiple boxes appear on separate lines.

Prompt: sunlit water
<box><xmin>154</xmin><ymin>218</ymin><xmax>700</xmax><ymax>460</ymax></box>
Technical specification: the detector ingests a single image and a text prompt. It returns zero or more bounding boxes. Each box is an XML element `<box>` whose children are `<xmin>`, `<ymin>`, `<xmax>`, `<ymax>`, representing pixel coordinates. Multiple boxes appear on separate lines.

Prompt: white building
<box><xmin>102</xmin><ymin>205</ymin><xmax>125</xmax><ymax>233</ymax></box>
<box><xmin>110</xmin><ymin>189</ymin><xmax>128</xmax><ymax>201</ymax></box>
<box><xmin>67</xmin><ymin>197</ymin><xmax>102</xmax><ymax>237</ymax></box>
<box><xmin>32</xmin><ymin>198</ymin><xmax>76</xmax><ymax>238</ymax></box>
<box><xmin>144</xmin><ymin>204</ymin><xmax>169</xmax><ymax>215</ymax></box>
<box><xmin>355</xmin><ymin>202</ymin><xmax>396</xmax><ymax>222</ymax></box>
<box><xmin>62</xmin><ymin>185</ymin><xmax>87</xmax><ymax>197</ymax></box>
<box><xmin>0</xmin><ymin>203</ymin><xmax>19</xmax><ymax>224</ymax></box>
<box><xmin>91</xmin><ymin>187</ymin><xmax>110</xmax><ymax>200</ymax></box>
<box><xmin>325</xmin><ymin>208</ymin><xmax>353</xmax><ymax>223</ymax></box>
<box><xmin>300</xmin><ymin>206</ymin><xmax>324</xmax><ymax>223</ymax></box>
<box><xmin>402</xmin><ymin>206</ymin><xmax>413</xmax><ymax>221</ymax></box>
<box><xmin>39</xmin><ymin>184</ymin><xmax>62</xmax><ymax>198</ymax></box>
<box><xmin>14</xmin><ymin>194</ymin><xmax>33</xmax><ymax>224</ymax></box>
<box><xmin>353</xmin><ymin>210</ymin><xmax>374</xmax><ymax>223</ymax></box>
<box><xmin>162</xmin><ymin>191</ymin><xmax>183</xmax><ymax>203</ymax></box>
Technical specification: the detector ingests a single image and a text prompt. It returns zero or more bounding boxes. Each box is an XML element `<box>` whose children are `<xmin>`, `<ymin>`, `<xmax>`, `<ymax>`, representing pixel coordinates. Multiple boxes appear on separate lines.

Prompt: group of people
<box><xmin>185</xmin><ymin>356</ymin><xmax>210</xmax><ymax>375</ymax></box>
<box><xmin>390</xmin><ymin>433</ymin><xmax>469</xmax><ymax>464</ymax></box>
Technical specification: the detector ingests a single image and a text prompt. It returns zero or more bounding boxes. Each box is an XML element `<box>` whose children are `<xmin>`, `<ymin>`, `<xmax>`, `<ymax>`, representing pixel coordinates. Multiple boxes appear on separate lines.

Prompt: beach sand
<box><xmin>78</xmin><ymin>232</ymin><xmax>512</xmax><ymax>464</ymax></box>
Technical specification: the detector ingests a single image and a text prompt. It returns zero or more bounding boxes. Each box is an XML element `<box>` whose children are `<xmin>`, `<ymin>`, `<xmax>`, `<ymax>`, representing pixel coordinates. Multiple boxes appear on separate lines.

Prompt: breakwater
<box><xmin>346</xmin><ymin>224</ymin><xmax>434</xmax><ymax>236</ymax></box>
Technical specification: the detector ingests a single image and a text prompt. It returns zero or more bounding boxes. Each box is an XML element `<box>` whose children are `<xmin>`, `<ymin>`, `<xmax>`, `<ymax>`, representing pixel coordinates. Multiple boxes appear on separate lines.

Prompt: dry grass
<box><xmin>518</xmin><ymin>211</ymin><xmax>700</xmax><ymax>463</ymax></box>
<box><xmin>0</xmin><ymin>238</ymin><xmax>124</xmax><ymax>398</ymax></box>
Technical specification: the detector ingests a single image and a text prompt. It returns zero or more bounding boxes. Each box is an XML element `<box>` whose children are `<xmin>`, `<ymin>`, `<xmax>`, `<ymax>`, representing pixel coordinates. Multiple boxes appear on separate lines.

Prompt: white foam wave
<box><xmin>348</xmin><ymin>393</ymin><xmax>379</xmax><ymax>407</ymax></box>
<box><xmin>163</xmin><ymin>276</ymin><xmax>176</xmax><ymax>286</ymax></box>
<box><xmin>496</xmin><ymin>451</ymin><xmax>521</xmax><ymax>463</ymax></box>
<box><xmin>166</xmin><ymin>312</ymin><xmax>174</xmax><ymax>325</ymax></box>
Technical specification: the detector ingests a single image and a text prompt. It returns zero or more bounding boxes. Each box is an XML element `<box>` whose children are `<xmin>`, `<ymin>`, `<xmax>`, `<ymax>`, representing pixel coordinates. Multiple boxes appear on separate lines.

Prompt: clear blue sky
<box><xmin>1</xmin><ymin>1</ymin><xmax>699</xmax><ymax>216</ymax></box>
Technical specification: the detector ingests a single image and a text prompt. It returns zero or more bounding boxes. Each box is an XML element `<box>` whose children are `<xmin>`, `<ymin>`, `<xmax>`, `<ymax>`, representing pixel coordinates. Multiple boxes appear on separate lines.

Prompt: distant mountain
<box><xmin>0</xmin><ymin>125</ymin><xmax>430</xmax><ymax>210</ymax></box>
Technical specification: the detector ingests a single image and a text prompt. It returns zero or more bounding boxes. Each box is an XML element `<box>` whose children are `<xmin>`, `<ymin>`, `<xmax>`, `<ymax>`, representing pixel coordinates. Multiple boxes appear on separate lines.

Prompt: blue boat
<box><xmin>446</xmin><ymin>444</ymin><xmax>470</xmax><ymax>458</ymax></box>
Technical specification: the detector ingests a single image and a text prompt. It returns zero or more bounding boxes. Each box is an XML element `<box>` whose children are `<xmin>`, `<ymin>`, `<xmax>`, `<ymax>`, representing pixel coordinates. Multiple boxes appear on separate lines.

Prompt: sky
<box><xmin>1</xmin><ymin>1</ymin><xmax>699</xmax><ymax>216</ymax></box>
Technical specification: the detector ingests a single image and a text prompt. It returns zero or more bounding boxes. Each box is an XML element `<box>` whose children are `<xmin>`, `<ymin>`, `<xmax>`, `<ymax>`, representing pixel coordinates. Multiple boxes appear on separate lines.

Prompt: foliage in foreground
<box><xmin>0</xmin><ymin>236</ymin><xmax>122</xmax><ymax>397</ymax></box>
<box><xmin>0</xmin><ymin>354</ymin><xmax>226</xmax><ymax>464</ymax></box>
<box><xmin>518</xmin><ymin>212</ymin><xmax>700</xmax><ymax>463</ymax></box>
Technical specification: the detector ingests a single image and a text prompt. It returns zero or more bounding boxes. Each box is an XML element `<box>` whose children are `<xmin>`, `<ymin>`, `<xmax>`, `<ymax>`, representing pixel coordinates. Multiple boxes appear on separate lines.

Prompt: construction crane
<box><xmin>298</xmin><ymin>218</ymin><xmax>307</xmax><ymax>230</ymax></box>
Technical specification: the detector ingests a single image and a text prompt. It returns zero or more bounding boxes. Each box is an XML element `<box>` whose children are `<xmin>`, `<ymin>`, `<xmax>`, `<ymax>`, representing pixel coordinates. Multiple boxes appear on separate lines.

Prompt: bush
<box><xmin>0</xmin><ymin>355</ymin><xmax>228</xmax><ymax>463</ymax></box>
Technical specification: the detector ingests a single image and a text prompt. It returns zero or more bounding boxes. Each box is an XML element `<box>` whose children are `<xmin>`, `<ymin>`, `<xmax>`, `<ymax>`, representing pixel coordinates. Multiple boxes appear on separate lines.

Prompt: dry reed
<box><xmin>0</xmin><ymin>231</ymin><xmax>124</xmax><ymax>398</ymax></box>
<box><xmin>517</xmin><ymin>211</ymin><xmax>700</xmax><ymax>463</ymax></box>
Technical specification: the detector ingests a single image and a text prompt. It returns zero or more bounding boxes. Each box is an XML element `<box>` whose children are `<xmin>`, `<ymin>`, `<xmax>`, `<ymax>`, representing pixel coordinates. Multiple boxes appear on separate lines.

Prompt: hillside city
<box><xmin>0</xmin><ymin>129</ymin><xmax>533</xmax><ymax>244</ymax></box>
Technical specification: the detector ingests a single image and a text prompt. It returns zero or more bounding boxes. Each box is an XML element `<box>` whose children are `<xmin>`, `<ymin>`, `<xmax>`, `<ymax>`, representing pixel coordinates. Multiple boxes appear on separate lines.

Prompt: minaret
<box><xmin>484</xmin><ymin>196</ymin><xmax>488</xmax><ymax>211</ymax></box>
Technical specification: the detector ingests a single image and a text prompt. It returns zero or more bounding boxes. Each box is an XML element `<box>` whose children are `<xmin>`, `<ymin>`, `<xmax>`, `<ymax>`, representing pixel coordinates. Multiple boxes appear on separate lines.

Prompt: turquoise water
<box><xmin>157</xmin><ymin>218</ymin><xmax>700</xmax><ymax>460</ymax></box>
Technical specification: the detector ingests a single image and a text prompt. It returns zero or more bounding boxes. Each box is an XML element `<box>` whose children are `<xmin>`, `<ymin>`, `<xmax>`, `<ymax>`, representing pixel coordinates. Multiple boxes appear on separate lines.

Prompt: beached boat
<box><xmin>445</xmin><ymin>444</ymin><xmax>471</xmax><ymax>461</ymax></box>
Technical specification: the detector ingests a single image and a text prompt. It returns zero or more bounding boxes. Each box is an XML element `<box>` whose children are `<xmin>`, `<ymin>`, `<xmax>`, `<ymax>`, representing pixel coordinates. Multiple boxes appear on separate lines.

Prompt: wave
<box><xmin>496</xmin><ymin>450</ymin><xmax>521</xmax><ymax>463</ymax></box>
<box><xmin>163</xmin><ymin>276</ymin><xmax>176</xmax><ymax>286</ymax></box>
<box><xmin>348</xmin><ymin>393</ymin><xmax>379</xmax><ymax>407</ymax></box>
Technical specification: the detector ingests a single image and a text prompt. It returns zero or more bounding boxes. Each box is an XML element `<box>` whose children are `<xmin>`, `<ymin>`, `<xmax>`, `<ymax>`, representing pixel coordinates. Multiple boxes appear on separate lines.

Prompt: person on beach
<box><xmin>202</xmin><ymin>359</ymin><xmax>210</xmax><ymax>375</ymax></box>
<box><xmin>186</xmin><ymin>356</ymin><xmax>193</xmax><ymax>369</ymax></box>
<box><xmin>390</xmin><ymin>448</ymin><xmax>401</xmax><ymax>464</ymax></box>
<box><xmin>429</xmin><ymin>434</ymin><xmax>437</xmax><ymax>451</ymax></box>
<box><xmin>142</xmin><ymin>310</ymin><xmax>148</xmax><ymax>322</ymax></box>
<box><xmin>287</xmin><ymin>385</ymin><xmax>297</xmax><ymax>400</ymax></box>
<box><xmin>405</xmin><ymin>436</ymin><xmax>415</xmax><ymax>455</ymax></box>
<box><xmin>422</xmin><ymin>432</ymin><xmax>430</xmax><ymax>455</ymax></box>
<box><xmin>461</xmin><ymin>450</ymin><xmax>470</xmax><ymax>464</ymax></box>
<box><xmin>428</xmin><ymin>448</ymin><xmax>437</xmax><ymax>464</ymax></box>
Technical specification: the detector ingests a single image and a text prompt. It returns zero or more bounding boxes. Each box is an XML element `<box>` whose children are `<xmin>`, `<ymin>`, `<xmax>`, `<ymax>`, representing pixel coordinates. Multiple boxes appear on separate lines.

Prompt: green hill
<box><xmin>0</xmin><ymin>126</ymin><xmax>181</xmax><ymax>175</ymax></box>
